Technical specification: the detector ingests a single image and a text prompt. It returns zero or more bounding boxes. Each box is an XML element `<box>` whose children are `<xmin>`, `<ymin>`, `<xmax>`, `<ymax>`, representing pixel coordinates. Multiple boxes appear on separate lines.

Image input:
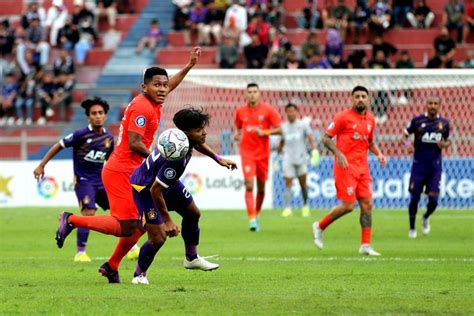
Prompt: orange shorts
<box><xmin>334</xmin><ymin>167</ymin><xmax>372</xmax><ymax>203</ymax></box>
<box><xmin>101</xmin><ymin>166</ymin><xmax>139</xmax><ymax>221</ymax></box>
<box><xmin>241</xmin><ymin>156</ymin><xmax>269</xmax><ymax>181</ymax></box>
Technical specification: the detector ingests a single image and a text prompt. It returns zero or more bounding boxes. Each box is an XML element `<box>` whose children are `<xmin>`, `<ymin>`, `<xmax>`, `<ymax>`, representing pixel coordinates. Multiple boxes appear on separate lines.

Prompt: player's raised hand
<box><xmin>164</xmin><ymin>220</ymin><xmax>180</xmax><ymax>237</ymax></box>
<box><xmin>378</xmin><ymin>154</ymin><xmax>387</xmax><ymax>168</ymax></box>
<box><xmin>218</xmin><ymin>158</ymin><xmax>238</xmax><ymax>170</ymax></box>
<box><xmin>188</xmin><ymin>47</ymin><xmax>201</xmax><ymax>67</ymax></box>
<box><xmin>336</xmin><ymin>152</ymin><xmax>348</xmax><ymax>169</ymax></box>
<box><xmin>33</xmin><ymin>165</ymin><xmax>45</xmax><ymax>182</ymax></box>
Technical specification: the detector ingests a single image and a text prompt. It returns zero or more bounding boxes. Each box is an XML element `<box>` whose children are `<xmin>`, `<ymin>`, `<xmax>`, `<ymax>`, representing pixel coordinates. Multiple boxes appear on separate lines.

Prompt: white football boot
<box><xmin>359</xmin><ymin>244</ymin><xmax>381</xmax><ymax>256</ymax></box>
<box><xmin>184</xmin><ymin>255</ymin><xmax>219</xmax><ymax>271</ymax></box>
<box><xmin>132</xmin><ymin>273</ymin><xmax>149</xmax><ymax>285</ymax></box>
<box><xmin>312</xmin><ymin>222</ymin><xmax>324</xmax><ymax>249</ymax></box>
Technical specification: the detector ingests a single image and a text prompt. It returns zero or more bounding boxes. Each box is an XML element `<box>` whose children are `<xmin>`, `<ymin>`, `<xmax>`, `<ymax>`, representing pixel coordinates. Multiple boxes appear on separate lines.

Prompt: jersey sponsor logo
<box><xmin>421</xmin><ymin>132</ymin><xmax>442</xmax><ymax>143</ymax></box>
<box><xmin>135</xmin><ymin>115</ymin><xmax>146</xmax><ymax>127</ymax></box>
<box><xmin>164</xmin><ymin>168</ymin><xmax>176</xmax><ymax>179</ymax></box>
<box><xmin>328</xmin><ymin>122</ymin><xmax>335</xmax><ymax>130</ymax></box>
<box><xmin>84</xmin><ymin>150</ymin><xmax>107</xmax><ymax>162</ymax></box>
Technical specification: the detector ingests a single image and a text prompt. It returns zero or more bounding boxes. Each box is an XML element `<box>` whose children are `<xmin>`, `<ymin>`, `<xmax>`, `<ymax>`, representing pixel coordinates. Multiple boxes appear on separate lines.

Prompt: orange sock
<box><xmin>69</xmin><ymin>215</ymin><xmax>121</xmax><ymax>236</ymax></box>
<box><xmin>361</xmin><ymin>227</ymin><xmax>371</xmax><ymax>244</ymax></box>
<box><xmin>318</xmin><ymin>215</ymin><xmax>333</xmax><ymax>230</ymax></box>
<box><xmin>108</xmin><ymin>228</ymin><xmax>145</xmax><ymax>271</ymax></box>
<box><xmin>245</xmin><ymin>191</ymin><xmax>256</xmax><ymax>220</ymax></box>
<box><xmin>255</xmin><ymin>192</ymin><xmax>265</xmax><ymax>215</ymax></box>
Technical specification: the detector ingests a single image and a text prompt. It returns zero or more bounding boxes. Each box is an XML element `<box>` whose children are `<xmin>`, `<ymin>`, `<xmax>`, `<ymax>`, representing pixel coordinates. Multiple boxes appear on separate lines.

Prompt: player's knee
<box><xmin>342</xmin><ymin>203</ymin><xmax>355</xmax><ymax>213</ymax></box>
<box><xmin>427</xmin><ymin>195</ymin><xmax>438</xmax><ymax>208</ymax></box>
<box><xmin>120</xmin><ymin>222</ymin><xmax>138</xmax><ymax>236</ymax></box>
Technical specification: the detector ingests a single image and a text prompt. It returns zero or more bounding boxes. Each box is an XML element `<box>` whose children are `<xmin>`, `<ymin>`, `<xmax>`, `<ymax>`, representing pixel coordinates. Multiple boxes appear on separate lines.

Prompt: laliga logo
<box><xmin>38</xmin><ymin>176</ymin><xmax>59</xmax><ymax>199</ymax></box>
<box><xmin>182</xmin><ymin>173</ymin><xmax>203</xmax><ymax>195</ymax></box>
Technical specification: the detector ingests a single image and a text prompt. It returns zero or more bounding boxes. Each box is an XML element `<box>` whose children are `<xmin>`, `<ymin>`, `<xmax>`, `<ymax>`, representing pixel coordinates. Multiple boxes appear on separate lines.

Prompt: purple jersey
<box><xmin>60</xmin><ymin>125</ymin><xmax>114</xmax><ymax>185</ymax></box>
<box><xmin>404</xmin><ymin>114</ymin><xmax>450</xmax><ymax>167</ymax></box>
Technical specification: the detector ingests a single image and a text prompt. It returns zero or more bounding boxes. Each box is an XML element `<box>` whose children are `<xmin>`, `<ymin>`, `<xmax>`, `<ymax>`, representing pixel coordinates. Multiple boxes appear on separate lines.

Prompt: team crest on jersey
<box><xmin>347</xmin><ymin>187</ymin><xmax>353</xmax><ymax>195</ymax></box>
<box><xmin>438</xmin><ymin>122</ymin><xmax>443</xmax><ymax>130</ymax></box>
<box><xmin>352</xmin><ymin>124</ymin><xmax>357</xmax><ymax>129</ymax></box>
<box><xmin>164</xmin><ymin>168</ymin><xmax>176</xmax><ymax>179</ymax></box>
<box><xmin>258</xmin><ymin>115</ymin><xmax>264</xmax><ymax>122</ymax></box>
<box><xmin>147</xmin><ymin>209</ymin><xmax>157</xmax><ymax>220</ymax></box>
<box><xmin>367</xmin><ymin>124</ymin><xmax>372</xmax><ymax>132</ymax></box>
<box><xmin>135</xmin><ymin>115</ymin><xmax>146</xmax><ymax>127</ymax></box>
<box><xmin>104</xmin><ymin>138</ymin><xmax>111</xmax><ymax>148</ymax></box>
<box><xmin>83</xmin><ymin>195</ymin><xmax>90</xmax><ymax>205</ymax></box>
<box><xmin>353</xmin><ymin>132</ymin><xmax>359</xmax><ymax>140</ymax></box>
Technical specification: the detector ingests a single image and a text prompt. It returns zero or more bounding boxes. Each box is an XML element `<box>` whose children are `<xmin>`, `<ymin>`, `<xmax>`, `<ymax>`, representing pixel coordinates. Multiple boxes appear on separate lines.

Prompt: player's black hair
<box><xmin>285</xmin><ymin>103</ymin><xmax>298</xmax><ymax>110</ymax></box>
<box><xmin>247</xmin><ymin>83</ymin><xmax>259</xmax><ymax>89</ymax></box>
<box><xmin>173</xmin><ymin>107</ymin><xmax>210</xmax><ymax>131</ymax></box>
<box><xmin>81</xmin><ymin>97</ymin><xmax>110</xmax><ymax>116</ymax></box>
<box><xmin>352</xmin><ymin>85</ymin><xmax>369</xmax><ymax>95</ymax></box>
<box><xmin>143</xmin><ymin>67</ymin><xmax>168</xmax><ymax>84</ymax></box>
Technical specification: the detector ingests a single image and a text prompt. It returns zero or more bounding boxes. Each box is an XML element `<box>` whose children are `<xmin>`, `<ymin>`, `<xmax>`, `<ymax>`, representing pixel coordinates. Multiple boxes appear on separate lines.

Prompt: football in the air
<box><xmin>157</xmin><ymin>128</ymin><xmax>189</xmax><ymax>160</ymax></box>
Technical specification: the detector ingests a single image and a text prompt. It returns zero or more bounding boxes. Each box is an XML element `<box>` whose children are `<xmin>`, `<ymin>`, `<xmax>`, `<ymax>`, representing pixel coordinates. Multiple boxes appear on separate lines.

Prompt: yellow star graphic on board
<box><xmin>0</xmin><ymin>176</ymin><xmax>13</xmax><ymax>197</ymax></box>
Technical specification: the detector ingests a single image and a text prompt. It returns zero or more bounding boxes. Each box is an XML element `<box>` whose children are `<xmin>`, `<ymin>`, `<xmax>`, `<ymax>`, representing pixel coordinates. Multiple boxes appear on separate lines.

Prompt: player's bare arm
<box><xmin>277</xmin><ymin>138</ymin><xmax>284</xmax><ymax>154</ymax></box>
<box><xmin>401</xmin><ymin>132</ymin><xmax>414</xmax><ymax>154</ymax></box>
<box><xmin>168</xmin><ymin>47</ymin><xmax>201</xmax><ymax>94</ymax></box>
<box><xmin>34</xmin><ymin>142</ymin><xmax>63</xmax><ymax>181</ymax></box>
<box><xmin>194</xmin><ymin>143</ymin><xmax>238</xmax><ymax>170</ymax></box>
<box><xmin>150</xmin><ymin>181</ymin><xmax>180</xmax><ymax>237</ymax></box>
<box><xmin>437</xmin><ymin>139</ymin><xmax>451</xmax><ymax>150</ymax></box>
<box><xmin>128</xmin><ymin>130</ymin><xmax>151</xmax><ymax>158</ymax></box>
<box><xmin>255</xmin><ymin>126</ymin><xmax>282</xmax><ymax>137</ymax></box>
<box><xmin>369</xmin><ymin>142</ymin><xmax>387</xmax><ymax>167</ymax></box>
<box><xmin>322</xmin><ymin>133</ymin><xmax>348</xmax><ymax>169</ymax></box>
<box><xmin>233</xmin><ymin>128</ymin><xmax>242</xmax><ymax>142</ymax></box>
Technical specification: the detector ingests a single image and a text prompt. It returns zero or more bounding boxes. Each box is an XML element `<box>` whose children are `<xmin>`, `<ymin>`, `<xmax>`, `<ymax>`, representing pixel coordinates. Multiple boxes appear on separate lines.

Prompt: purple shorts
<box><xmin>75</xmin><ymin>181</ymin><xmax>109</xmax><ymax>210</ymax></box>
<box><xmin>133</xmin><ymin>181</ymin><xmax>194</xmax><ymax>225</ymax></box>
<box><xmin>409</xmin><ymin>163</ymin><xmax>442</xmax><ymax>196</ymax></box>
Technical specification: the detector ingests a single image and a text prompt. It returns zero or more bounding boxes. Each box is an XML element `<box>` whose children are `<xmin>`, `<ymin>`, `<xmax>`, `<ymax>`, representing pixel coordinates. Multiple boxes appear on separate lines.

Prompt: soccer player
<box><xmin>55</xmin><ymin>47</ymin><xmax>201</xmax><ymax>283</ymax></box>
<box><xmin>33</xmin><ymin>97</ymin><xmax>114</xmax><ymax>262</ymax></box>
<box><xmin>234</xmin><ymin>83</ymin><xmax>282</xmax><ymax>232</ymax></box>
<box><xmin>277</xmin><ymin>103</ymin><xmax>319</xmax><ymax>217</ymax></box>
<box><xmin>402</xmin><ymin>96</ymin><xmax>450</xmax><ymax>238</ymax></box>
<box><xmin>130</xmin><ymin>108</ymin><xmax>237</xmax><ymax>285</ymax></box>
<box><xmin>312</xmin><ymin>86</ymin><xmax>387</xmax><ymax>256</ymax></box>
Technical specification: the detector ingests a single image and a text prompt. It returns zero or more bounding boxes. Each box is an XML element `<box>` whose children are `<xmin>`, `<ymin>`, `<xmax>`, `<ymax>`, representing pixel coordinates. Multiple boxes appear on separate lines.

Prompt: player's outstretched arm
<box><xmin>150</xmin><ymin>181</ymin><xmax>180</xmax><ymax>237</ymax></box>
<box><xmin>194</xmin><ymin>143</ymin><xmax>238</xmax><ymax>170</ymax></box>
<box><xmin>322</xmin><ymin>133</ymin><xmax>348</xmax><ymax>169</ymax></box>
<box><xmin>168</xmin><ymin>47</ymin><xmax>201</xmax><ymax>94</ymax></box>
<box><xmin>33</xmin><ymin>142</ymin><xmax>63</xmax><ymax>181</ymax></box>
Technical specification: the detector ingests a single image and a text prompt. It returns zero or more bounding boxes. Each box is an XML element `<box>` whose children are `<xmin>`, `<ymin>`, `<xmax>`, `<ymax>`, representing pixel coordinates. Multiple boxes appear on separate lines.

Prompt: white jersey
<box><xmin>281</xmin><ymin>119</ymin><xmax>312</xmax><ymax>165</ymax></box>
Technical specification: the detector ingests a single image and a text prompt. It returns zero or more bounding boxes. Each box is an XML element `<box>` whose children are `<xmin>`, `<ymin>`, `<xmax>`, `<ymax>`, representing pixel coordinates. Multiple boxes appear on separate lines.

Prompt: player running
<box><xmin>402</xmin><ymin>96</ymin><xmax>451</xmax><ymax>238</ymax></box>
<box><xmin>130</xmin><ymin>107</ymin><xmax>237</xmax><ymax>285</ymax></box>
<box><xmin>34</xmin><ymin>97</ymin><xmax>114</xmax><ymax>262</ymax></box>
<box><xmin>234</xmin><ymin>83</ymin><xmax>281</xmax><ymax>232</ymax></box>
<box><xmin>312</xmin><ymin>86</ymin><xmax>387</xmax><ymax>256</ymax></box>
<box><xmin>277</xmin><ymin>103</ymin><xmax>319</xmax><ymax>218</ymax></box>
<box><xmin>55</xmin><ymin>48</ymin><xmax>201</xmax><ymax>282</ymax></box>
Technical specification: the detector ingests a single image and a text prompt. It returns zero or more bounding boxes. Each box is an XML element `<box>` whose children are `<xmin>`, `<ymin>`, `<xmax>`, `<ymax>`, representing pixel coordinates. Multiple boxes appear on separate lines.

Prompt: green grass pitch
<box><xmin>0</xmin><ymin>207</ymin><xmax>473</xmax><ymax>315</ymax></box>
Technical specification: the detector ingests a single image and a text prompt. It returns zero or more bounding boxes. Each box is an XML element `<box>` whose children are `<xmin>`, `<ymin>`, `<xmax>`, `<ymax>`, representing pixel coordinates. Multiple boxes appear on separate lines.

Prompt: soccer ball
<box><xmin>157</xmin><ymin>128</ymin><xmax>189</xmax><ymax>160</ymax></box>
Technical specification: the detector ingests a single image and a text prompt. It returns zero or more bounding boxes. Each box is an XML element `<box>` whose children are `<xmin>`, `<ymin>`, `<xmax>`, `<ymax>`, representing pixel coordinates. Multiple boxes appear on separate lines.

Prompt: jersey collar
<box><xmin>88</xmin><ymin>124</ymin><xmax>106</xmax><ymax>133</ymax></box>
<box><xmin>424</xmin><ymin>113</ymin><xmax>440</xmax><ymax>119</ymax></box>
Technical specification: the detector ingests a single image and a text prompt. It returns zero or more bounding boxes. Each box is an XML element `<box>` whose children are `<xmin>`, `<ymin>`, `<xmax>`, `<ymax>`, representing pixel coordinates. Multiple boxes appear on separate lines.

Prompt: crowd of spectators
<box><xmin>0</xmin><ymin>0</ymin><xmax>129</xmax><ymax>126</ymax></box>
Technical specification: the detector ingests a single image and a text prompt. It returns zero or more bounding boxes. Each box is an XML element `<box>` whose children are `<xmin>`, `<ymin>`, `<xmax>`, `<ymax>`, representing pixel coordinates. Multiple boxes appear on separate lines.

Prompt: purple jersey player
<box><xmin>34</xmin><ymin>97</ymin><xmax>114</xmax><ymax>261</ymax></box>
<box><xmin>129</xmin><ymin>107</ymin><xmax>237</xmax><ymax>285</ymax></box>
<box><xmin>402</xmin><ymin>96</ymin><xmax>451</xmax><ymax>238</ymax></box>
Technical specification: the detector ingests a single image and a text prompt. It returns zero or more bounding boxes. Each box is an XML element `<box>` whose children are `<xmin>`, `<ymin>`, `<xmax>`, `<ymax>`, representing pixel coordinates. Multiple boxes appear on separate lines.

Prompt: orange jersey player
<box><xmin>55</xmin><ymin>47</ymin><xmax>202</xmax><ymax>283</ymax></box>
<box><xmin>312</xmin><ymin>85</ymin><xmax>387</xmax><ymax>256</ymax></box>
<box><xmin>234</xmin><ymin>83</ymin><xmax>281</xmax><ymax>232</ymax></box>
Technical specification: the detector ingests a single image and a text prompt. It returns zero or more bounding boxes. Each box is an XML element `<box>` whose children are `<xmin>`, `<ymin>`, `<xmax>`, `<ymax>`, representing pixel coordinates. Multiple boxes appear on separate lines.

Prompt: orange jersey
<box><xmin>235</xmin><ymin>102</ymin><xmax>281</xmax><ymax>160</ymax></box>
<box><xmin>106</xmin><ymin>94</ymin><xmax>161</xmax><ymax>174</ymax></box>
<box><xmin>326</xmin><ymin>108</ymin><xmax>375</xmax><ymax>170</ymax></box>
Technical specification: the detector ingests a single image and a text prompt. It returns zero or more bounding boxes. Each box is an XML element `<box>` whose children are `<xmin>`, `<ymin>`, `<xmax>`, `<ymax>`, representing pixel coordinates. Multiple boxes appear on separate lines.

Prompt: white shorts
<box><xmin>282</xmin><ymin>161</ymin><xmax>308</xmax><ymax>178</ymax></box>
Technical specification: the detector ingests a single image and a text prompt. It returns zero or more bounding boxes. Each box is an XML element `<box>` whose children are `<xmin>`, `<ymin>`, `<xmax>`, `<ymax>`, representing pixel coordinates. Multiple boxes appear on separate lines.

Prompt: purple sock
<box><xmin>185</xmin><ymin>245</ymin><xmax>197</xmax><ymax>261</ymax></box>
<box><xmin>77</xmin><ymin>228</ymin><xmax>90</xmax><ymax>252</ymax></box>
<box><xmin>135</xmin><ymin>241</ymin><xmax>159</xmax><ymax>276</ymax></box>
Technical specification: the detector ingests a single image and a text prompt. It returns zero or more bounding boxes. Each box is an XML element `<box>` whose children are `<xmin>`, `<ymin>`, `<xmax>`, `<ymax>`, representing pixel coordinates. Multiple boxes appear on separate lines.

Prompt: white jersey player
<box><xmin>277</xmin><ymin>103</ymin><xmax>319</xmax><ymax>217</ymax></box>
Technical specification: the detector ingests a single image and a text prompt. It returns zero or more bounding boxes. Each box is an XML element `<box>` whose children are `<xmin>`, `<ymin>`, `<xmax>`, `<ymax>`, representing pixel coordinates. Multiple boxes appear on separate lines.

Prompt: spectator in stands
<box><xmin>371</xmin><ymin>35</ymin><xmax>397</xmax><ymax>59</ymax></box>
<box><xmin>45</xmin><ymin>0</ymin><xmax>69</xmax><ymax>47</ymax></box>
<box><xmin>369</xmin><ymin>49</ymin><xmax>391</xmax><ymax>68</ymax></box>
<box><xmin>221</xmin><ymin>15</ymin><xmax>242</xmax><ymax>46</ymax></box>
<box><xmin>306</xmin><ymin>52</ymin><xmax>332</xmax><ymax>68</ymax></box>
<box><xmin>267</xmin><ymin>26</ymin><xmax>292</xmax><ymax>68</ymax></box>
<box><xmin>37</xmin><ymin>72</ymin><xmax>57</xmax><ymax>125</ymax></box>
<box><xmin>395</xmin><ymin>49</ymin><xmax>414</xmax><ymax>68</ymax></box>
<box><xmin>53</xmin><ymin>71</ymin><xmax>75</xmax><ymax>122</ymax></box>
<box><xmin>443</xmin><ymin>0</ymin><xmax>465</xmax><ymax>43</ymax></box>
<box><xmin>284</xmin><ymin>50</ymin><xmax>306</xmax><ymax>69</ymax></box>
<box><xmin>95</xmin><ymin>0</ymin><xmax>118</xmax><ymax>29</ymax></box>
<box><xmin>427</xmin><ymin>26</ymin><xmax>456</xmax><ymax>68</ymax></box>
<box><xmin>463</xmin><ymin>0</ymin><xmax>474</xmax><ymax>43</ymax></box>
<box><xmin>54</xmin><ymin>48</ymin><xmax>76</xmax><ymax>79</ymax></box>
<box><xmin>217</xmin><ymin>33</ymin><xmax>240</xmax><ymax>68</ymax></box>
<box><xmin>391</xmin><ymin>0</ymin><xmax>413</xmax><ymax>27</ymax></box>
<box><xmin>0</xmin><ymin>73</ymin><xmax>18</xmax><ymax>126</ymax></box>
<box><xmin>458</xmin><ymin>50</ymin><xmax>474</xmax><ymax>67</ymax></box>
<box><xmin>264</xmin><ymin>1</ymin><xmax>285</xmax><ymax>30</ymax></box>
<box><xmin>298</xmin><ymin>0</ymin><xmax>320</xmax><ymax>30</ymax></box>
<box><xmin>325</xmin><ymin>28</ymin><xmax>344</xmax><ymax>68</ymax></box>
<box><xmin>300</xmin><ymin>31</ymin><xmax>321</xmax><ymax>63</ymax></box>
<box><xmin>172</xmin><ymin>0</ymin><xmax>192</xmax><ymax>31</ymax></box>
<box><xmin>0</xmin><ymin>20</ymin><xmax>15</xmax><ymax>56</ymax></box>
<box><xmin>351</xmin><ymin>0</ymin><xmax>370</xmax><ymax>43</ymax></box>
<box><xmin>75</xmin><ymin>18</ymin><xmax>98</xmax><ymax>65</ymax></box>
<box><xmin>224</xmin><ymin>0</ymin><xmax>248</xmax><ymax>43</ymax></box>
<box><xmin>17</xmin><ymin>44</ymin><xmax>42</xmax><ymax>81</ymax></box>
<box><xmin>58</xmin><ymin>17</ymin><xmax>80</xmax><ymax>50</ymax></box>
<box><xmin>102</xmin><ymin>26</ymin><xmax>121</xmax><ymax>49</ymax></box>
<box><xmin>25</xmin><ymin>17</ymin><xmax>50</xmax><ymax>66</ymax></box>
<box><xmin>22</xmin><ymin>0</ymin><xmax>47</xmax><ymax>29</ymax></box>
<box><xmin>73</xmin><ymin>0</ymin><xmax>96</xmax><ymax>29</ymax></box>
<box><xmin>406</xmin><ymin>0</ymin><xmax>435</xmax><ymax>28</ymax></box>
<box><xmin>323</xmin><ymin>0</ymin><xmax>352</xmax><ymax>41</ymax></box>
<box><xmin>347</xmin><ymin>49</ymin><xmax>368</xmax><ymax>68</ymax></box>
<box><xmin>369</xmin><ymin>0</ymin><xmax>392</xmax><ymax>36</ymax></box>
<box><xmin>247</xmin><ymin>13</ymin><xmax>271</xmax><ymax>46</ymax></box>
<box><xmin>184</xmin><ymin>1</ymin><xmax>208</xmax><ymax>46</ymax></box>
<box><xmin>14</xmin><ymin>70</ymin><xmax>37</xmax><ymax>126</ymax></box>
<box><xmin>202</xmin><ymin>1</ymin><xmax>225</xmax><ymax>45</ymax></box>
<box><xmin>135</xmin><ymin>19</ymin><xmax>162</xmax><ymax>54</ymax></box>
<box><xmin>244</xmin><ymin>33</ymin><xmax>269</xmax><ymax>68</ymax></box>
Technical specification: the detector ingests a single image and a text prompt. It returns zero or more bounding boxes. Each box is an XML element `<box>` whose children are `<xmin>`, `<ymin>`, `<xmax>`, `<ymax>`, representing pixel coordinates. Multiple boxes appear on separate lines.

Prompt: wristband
<box><xmin>212</xmin><ymin>153</ymin><xmax>221</xmax><ymax>162</ymax></box>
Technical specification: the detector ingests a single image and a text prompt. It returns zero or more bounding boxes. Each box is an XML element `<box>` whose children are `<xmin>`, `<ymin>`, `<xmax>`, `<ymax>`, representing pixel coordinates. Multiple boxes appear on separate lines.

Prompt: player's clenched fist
<box><xmin>164</xmin><ymin>220</ymin><xmax>180</xmax><ymax>237</ymax></box>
